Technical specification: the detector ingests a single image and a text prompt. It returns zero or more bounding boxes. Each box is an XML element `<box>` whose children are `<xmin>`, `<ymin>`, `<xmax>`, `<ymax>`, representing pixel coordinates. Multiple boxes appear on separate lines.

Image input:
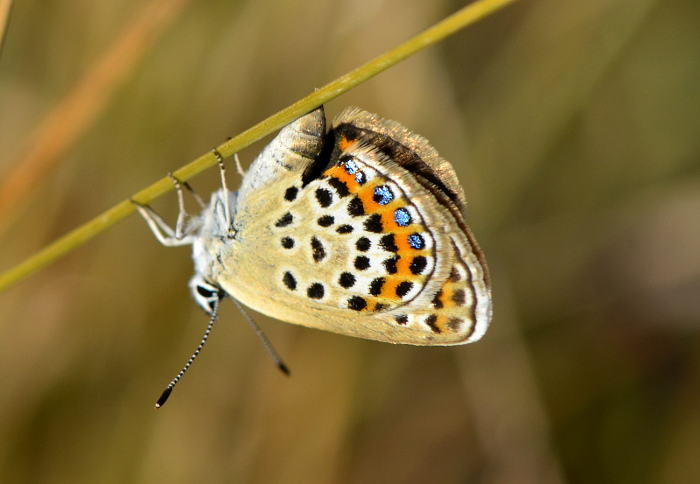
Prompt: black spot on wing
<box><xmin>338</xmin><ymin>272</ymin><xmax>356</xmax><ymax>288</ymax></box>
<box><xmin>453</xmin><ymin>289</ymin><xmax>466</xmax><ymax>306</ymax></box>
<box><xmin>364</xmin><ymin>214</ymin><xmax>383</xmax><ymax>233</ymax></box>
<box><xmin>328</xmin><ymin>177</ymin><xmax>350</xmax><ymax>197</ymax></box>
<box><xmin>410</xmin><ymin>256</ymin><xmax>427</xmax><ymax>275</ymax></box>
<box><xmin>347</xmin><ymin>197</ymin><xmax>365</xmax><ymax>217</ymax></box>
<box><xmin>379</xmin><ymin>234</ymin><xmax>398</xmax><ymax>252</ymax></box>
<box><xmin>283</xmin><ymin>272</ymin><xmax>297</xmax><ymax>290</ymax></box>
<box><xmin>281</xmin><ymin>237</ymin><xmax>294</xmax><ymax>249</ymax></box>
<box><xmin>356</xmin><ymin>237</ymin><xmax>371</xmax><ymax>251</ymax></box>
<box><xmin>369</xmin><ymin>277</ymin><xmax>385</xmax><ymax>296</ymax></box>
<box><xmin>432</xmin><ymin>290</ymin><xmax>444</xmax><ymax>309</ymax></box>
<box><xmin>315</xmin><ymin>188</ymin><xmax>333</xmax><ymax>207</ymax></box>
<box><xmin>317</xmin><ymin>215</ymin><xmax>334</xmax><ymax>227</ymax></box>
<box><xmin>307</xmin><ymin>283</ymin><xmax>325</xmax><ymax>299</ymax></box>
<box><xmin>275</xmin><ymin>212</ymin><xmax>293</xmax><ymax>227</ymax></box>
<box><xmin>395</xmin><ymin>281</ymin><xmax>413</xmax><ymax>299</ymax></box>
<box><xmin>383</xmin><ymin>256</ymin><xmax>399</xmax><ymax>274</ymax></box>
<box><xmin>348</xmin><ymin>296</ymin><xmax>367</xmax><ymax>311</ymax></box>
<box><xmin>284</xmin><ymin>186</ymin><xmax>298</xmax><ymax>201</ymax></box>
<box><xmin>425</xmin><ymin>315</ymin><xmax>440</xmax><ymax>333</ymax></box>
<box><xmin>311</xmin><ymin>237</ymin><xmax>326</xmax><ymax>262</ymax></box>
<box><xmin>354</xmin><ymin>256</ymin><xmax>370</xmax><ymax>271</ymax></box>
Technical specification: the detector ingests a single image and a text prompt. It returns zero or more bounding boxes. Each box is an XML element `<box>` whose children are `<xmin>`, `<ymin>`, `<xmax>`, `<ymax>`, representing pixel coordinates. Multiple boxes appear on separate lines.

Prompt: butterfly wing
<box><xmin>215</xmin><ymin>107</ymin><xmax>491</xmax><ymax>345</ymax></box>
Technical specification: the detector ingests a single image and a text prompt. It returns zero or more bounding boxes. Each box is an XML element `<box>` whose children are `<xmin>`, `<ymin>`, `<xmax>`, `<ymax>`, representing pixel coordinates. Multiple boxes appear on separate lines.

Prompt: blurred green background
<box><xmin>1</xmin><ymin>0</ymin><xmax>699</xmax><ymax>482</ymax></box>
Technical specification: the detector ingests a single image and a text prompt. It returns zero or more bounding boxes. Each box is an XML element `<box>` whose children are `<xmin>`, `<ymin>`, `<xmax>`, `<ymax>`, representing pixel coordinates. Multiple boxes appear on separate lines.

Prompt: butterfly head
<box><xmin>189</xmin><ymin>273</ymin><xmax>222</xmax><ymax>314</ymax></box>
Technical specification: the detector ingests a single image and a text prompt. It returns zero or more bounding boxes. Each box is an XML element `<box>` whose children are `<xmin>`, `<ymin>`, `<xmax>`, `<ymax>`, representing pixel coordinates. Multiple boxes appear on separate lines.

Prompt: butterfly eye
<box><xmin>196</xmin><ymin>285</ymin><xmax>216</xmax><ymax>299</ymax></box>
<box><xmin>189</xmin><ymin>275</ymin><xmax>221</xmax><ymax>314</ymax></box>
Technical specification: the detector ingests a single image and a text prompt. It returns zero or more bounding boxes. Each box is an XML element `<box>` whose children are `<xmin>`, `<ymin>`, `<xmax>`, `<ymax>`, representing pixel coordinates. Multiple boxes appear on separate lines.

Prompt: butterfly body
<box><xmin>140</xmin><ymin>107</ymin><xmax>491</xmax><ymax>346</ymax></box>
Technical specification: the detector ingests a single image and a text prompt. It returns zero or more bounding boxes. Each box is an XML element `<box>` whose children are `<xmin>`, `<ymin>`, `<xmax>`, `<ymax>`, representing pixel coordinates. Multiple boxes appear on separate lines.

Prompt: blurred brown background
<box><xmin>1</xmin><ymin>0</ymin><xmax>698</xmax><ymax>482</ymax></box>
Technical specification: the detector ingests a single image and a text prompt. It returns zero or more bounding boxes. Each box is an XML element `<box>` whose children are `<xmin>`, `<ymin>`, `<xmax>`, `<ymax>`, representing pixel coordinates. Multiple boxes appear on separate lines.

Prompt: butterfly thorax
<box><xmin>191</xmin><ymin>189</ymin><xmax>239</xmax><ymax>291</ymax></box>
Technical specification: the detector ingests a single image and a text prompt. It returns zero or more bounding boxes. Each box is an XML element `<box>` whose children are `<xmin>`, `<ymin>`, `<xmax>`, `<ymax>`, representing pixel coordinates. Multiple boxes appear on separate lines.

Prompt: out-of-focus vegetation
<box><xmin>0</xmin><ymin>0</ymin><xmax>698</xmax><ymax>482</ymax></box>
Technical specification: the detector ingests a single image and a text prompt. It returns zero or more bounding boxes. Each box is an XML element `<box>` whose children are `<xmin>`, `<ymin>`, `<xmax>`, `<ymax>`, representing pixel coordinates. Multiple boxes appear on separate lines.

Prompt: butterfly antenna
<box><xmin>154</xmin><ymin>296</ymin><xmax>221</xmax><ymax>409</ymax></box>
<box><xmin>229</xmin><ymin>296</ymin><xmax>291</xmax><ymax>376</ymax></box>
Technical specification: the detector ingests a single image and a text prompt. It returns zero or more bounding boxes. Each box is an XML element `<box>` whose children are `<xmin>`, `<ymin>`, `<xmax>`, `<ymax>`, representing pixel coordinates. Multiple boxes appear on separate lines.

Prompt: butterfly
<box><xmin>135</xmin><ymin>106</ymin><xmax>491</xmax><ymax>405</ymax></box>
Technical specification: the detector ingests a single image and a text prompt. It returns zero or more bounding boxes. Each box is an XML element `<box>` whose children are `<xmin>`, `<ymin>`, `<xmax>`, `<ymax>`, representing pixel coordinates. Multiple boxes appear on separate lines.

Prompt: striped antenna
<box><xmin>154</xmin><ymin>295</ymin><xmax>221</xmax><ymax>409</ymax></box>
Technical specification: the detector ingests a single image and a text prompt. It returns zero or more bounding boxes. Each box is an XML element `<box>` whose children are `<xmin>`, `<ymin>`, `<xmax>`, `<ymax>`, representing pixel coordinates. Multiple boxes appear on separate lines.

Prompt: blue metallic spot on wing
<box><xmin>345</xmin><ymin>159</ymin><xmax>358</xmax><ymax>174</ymax></box>
<box><xmin>394</xmin><ymin>208</ymin><xmax>411</xmax><ymax>227</ymax></box>
<box><xmin>408</xmin><ymin>233</ymin><xmax>425</xmax><ymax>250</ymax></box>
<box><xmin>373</xmin><ymin>185</ymin><xmax>393</xmax><ymax>205</ymax></box>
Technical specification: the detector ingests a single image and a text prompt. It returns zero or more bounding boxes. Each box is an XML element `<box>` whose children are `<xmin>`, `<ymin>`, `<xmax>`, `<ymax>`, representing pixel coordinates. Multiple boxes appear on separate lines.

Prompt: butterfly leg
<box><xmin>179</xmin><ymin>179</ymin><xmax>207</xmax><ymax>209</ymax></box>
<box><xmin>212</xmin><ymin>149</ymin><xmax>234</xmax><ymax>235</ymax></box>
<box><xmin>233</xmin><ymin>153</ymin><xmax>246</xmax><ymax>177</ymax></box>
<box><xmin>132</xmin><ymin>176</ymin><xmax>195</xmax><ymax>247</ymax></box>
<box><xmin>167</xmin><ymin>173</ymin><xmax>190</xmax><ymax>241</ymax></box>
<box><xmin>133</xmin><ymin>201</ymin><xmax>190</xmax><ymax>247</ymax></box>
